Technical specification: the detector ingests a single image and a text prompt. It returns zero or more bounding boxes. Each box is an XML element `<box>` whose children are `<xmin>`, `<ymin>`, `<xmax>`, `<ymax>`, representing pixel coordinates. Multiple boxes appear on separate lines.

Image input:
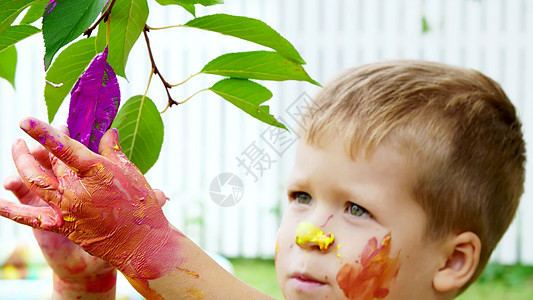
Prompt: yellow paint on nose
<box><xmin>295</xmin><ymin>222</ymin><xmax>335</xmax><ymax>251</ymax></box>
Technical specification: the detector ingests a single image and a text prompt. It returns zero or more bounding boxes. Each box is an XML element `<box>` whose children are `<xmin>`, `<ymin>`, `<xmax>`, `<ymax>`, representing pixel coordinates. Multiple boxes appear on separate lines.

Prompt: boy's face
<box><xmin>276</xmin><ymin>138</ymin><xmax>444</xmax><ymax>299</ymax></box>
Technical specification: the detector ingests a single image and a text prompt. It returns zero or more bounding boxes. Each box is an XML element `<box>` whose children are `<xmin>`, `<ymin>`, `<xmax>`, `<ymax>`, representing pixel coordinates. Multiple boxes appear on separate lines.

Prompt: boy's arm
<box><xmin>4</xmin><ymin>167</ymin><xmax>116</xmax><ymax>299</ymax></box>
<box><xmin>41</xmin><ymin>231</ymin><xmax>117</xmax><ymax>300</ymax></box>
<box><xmin>0</xmin><ymin>117</ymin><xmax>272</xmax><ymax>299</ymax></box>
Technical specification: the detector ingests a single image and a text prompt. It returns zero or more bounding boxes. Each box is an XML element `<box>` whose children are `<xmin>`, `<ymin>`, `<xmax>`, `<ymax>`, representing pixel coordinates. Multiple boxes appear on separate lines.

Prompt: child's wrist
<box><xmin>52</xmin><ymin>269</ymin><xmax>116</xmax><ymax>299</ymax></box>
<box><xmin>102</xmin><ymin>219</ymin><xmax>186</xmax><ymax>281</ymax></box>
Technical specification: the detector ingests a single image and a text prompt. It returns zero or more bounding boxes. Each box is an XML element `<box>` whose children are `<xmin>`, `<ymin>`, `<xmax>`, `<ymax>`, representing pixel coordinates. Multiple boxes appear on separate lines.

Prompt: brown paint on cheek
<box><xmin>336</xmin><ymin>233</ymin><xmax>400</xmax><ymax>300</ymax></box>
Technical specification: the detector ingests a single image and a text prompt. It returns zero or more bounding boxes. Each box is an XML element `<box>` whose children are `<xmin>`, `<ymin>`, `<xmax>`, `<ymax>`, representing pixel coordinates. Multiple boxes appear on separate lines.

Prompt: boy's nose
<box><xmin>294</xmin><ymin>222</ymin><xmax>335</xmax><ymax>252</ymax></box>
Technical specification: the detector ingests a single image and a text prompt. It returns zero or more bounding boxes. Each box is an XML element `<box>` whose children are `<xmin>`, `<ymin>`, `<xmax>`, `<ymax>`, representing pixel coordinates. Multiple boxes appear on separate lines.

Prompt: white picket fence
<box><xmin>1</xmin><ymin>0</ymin><xmax>532</xmax><ymax>265</ymax></box>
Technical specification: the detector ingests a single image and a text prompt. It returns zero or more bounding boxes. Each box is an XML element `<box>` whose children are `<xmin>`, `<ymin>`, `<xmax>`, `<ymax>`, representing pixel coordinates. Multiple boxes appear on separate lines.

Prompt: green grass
<box><xmin>229</xmin><ymin>258</ymin><xmax>533</xmax><ymax>300</ymax></box>
<box><xmin>458</xmin><ymin>264</ymin><xmax>533</xmax><ymax>300</ymax></box>
<box><xmin>230</xmin><ymin>258</ymin><xmax>283</xmax><ymax>299</ymax></box>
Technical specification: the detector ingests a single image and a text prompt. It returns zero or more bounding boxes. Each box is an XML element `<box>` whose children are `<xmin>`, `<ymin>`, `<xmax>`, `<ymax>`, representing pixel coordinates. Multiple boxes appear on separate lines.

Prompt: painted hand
<box><xmin>3</xmin><ymin>139</ymin><xmax>116</xmax><ymax>295</ymax></box>
<box><xmin>0</xmin><ymin>118</ymin><xmax>180</xmax><ymax>281</ymax></box>
<box><xmin>5</xmin><ymin>174</ymin><xmax>117</xmax><ymax>290</ymax></box>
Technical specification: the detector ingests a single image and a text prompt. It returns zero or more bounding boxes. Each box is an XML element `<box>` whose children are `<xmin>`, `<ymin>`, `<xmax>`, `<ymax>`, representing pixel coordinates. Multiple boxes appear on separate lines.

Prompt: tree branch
<box><xmin>84</xmin><ymin>0</ymin><xmax>117</xmax><ymax>37</ymax></box>
<box><xmin>143</xmin><ymin>25</ymin><xmax>178</xmax><ymax>110</ymax></box>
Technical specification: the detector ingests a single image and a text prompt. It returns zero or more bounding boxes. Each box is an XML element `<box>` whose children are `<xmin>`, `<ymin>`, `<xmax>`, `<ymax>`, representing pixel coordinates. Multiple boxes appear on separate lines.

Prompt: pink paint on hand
<box><xmin>336</xmin><ymin>233</ymin><xmax>400</xmax><ymax>300</ymax></box>
<box><xmin>3</xmin><ymin>120</ymin><xmax>187</xmax><ymax>295</ymax></box>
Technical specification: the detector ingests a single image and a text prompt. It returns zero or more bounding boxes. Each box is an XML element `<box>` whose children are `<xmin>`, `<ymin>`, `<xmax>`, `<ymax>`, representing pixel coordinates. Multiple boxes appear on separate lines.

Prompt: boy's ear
<box><xmin>433</xmin><ymin>231</ymin><xmax>481</xmax><ymax>293</ymax></box>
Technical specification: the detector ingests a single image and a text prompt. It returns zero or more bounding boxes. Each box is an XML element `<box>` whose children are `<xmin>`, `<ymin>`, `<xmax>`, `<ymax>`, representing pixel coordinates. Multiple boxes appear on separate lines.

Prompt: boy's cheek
<box><xmin>335</xmin><ymin>233</ymin><xmax>401</xmax><ymax>299</ymax></box>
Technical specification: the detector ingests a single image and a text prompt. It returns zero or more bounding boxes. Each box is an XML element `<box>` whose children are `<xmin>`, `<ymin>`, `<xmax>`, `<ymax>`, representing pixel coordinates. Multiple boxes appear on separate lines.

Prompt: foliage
<box><xmin>230</xmin><ymin>258</ymin><xmax>283</xmax><ymax>299</ymax></box>
<box><xmin>476</xmin><ymin>263</ymin><xmax>533</xmax><ymax>287</ymax></box>
<box><xmin>1</xmin><ymin>0</ymin><xmax>319</xmax><ymax>173</ymax></box>
<box><xmin>458</xmin><ymin>263</ymin><xmax>533</xmax><ymax>300</ymax></box>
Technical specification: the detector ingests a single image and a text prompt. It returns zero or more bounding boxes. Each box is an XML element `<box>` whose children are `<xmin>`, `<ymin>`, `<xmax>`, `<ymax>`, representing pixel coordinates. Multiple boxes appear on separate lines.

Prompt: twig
<box><xmin>177</xmin><ymin>88</ymin><xmax>209</xmax><ymax>105</ymax></box>
<box><xmin>145</xmin><ymin>24</ymin><xmax>183</xmax><ymax>31</ymax></box>
<box><xmin>84</xmin><ymin>0</ymin><xmax>117</xmax><ymax>37</ymax></box>
<box><xmin>143</xmin><ymin>25</ymin><xmax>178</xmax><ymax>110</ymax></box>
<box><xmin>170</xmin><ymin>72</ymin><xmax>199</xmax><ymax>88</ymax></box>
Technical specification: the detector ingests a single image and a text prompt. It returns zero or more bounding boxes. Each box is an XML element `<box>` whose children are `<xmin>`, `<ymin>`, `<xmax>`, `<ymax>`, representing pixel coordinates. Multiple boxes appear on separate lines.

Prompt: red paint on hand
<box><xmin>0</xmin><ymin>118</ymin><xmax>186</xmax><ymax>292</ymax></box>
<box><xmin>336</xmin><ymin>233</ymin><xmax>400</xmax><ymax>300</ymax></box>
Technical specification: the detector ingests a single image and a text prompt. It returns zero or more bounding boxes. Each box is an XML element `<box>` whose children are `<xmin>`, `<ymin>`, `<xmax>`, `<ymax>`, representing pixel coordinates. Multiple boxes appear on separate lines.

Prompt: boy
<box><xmin>0</xmin><ymin>60</ymin><xmax>525</xmax><ymax>299</ymax></box>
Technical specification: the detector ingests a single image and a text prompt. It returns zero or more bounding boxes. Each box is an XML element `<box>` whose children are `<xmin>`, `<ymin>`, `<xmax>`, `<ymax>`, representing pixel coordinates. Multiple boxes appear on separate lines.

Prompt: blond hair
<box><xmin>304</xmin><ymin>60</ymin><xmax>526</xmax><ymax>288</ymax></box>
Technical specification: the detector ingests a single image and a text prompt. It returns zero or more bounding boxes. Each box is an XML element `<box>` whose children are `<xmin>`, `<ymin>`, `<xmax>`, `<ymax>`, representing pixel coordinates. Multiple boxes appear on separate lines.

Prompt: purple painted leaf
<box><xmin>67</xmin><ymin>46</ymin><xmax>120</xmax><ymax>153</ymax></box>
<box><xmin>44</xmin><ymin>0</ymin><xmax>58</xmax><ymax>17</ymax></box>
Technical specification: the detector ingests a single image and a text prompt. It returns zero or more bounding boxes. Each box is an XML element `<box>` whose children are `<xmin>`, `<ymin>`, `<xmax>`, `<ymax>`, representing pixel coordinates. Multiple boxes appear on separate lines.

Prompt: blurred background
<box><xmin>1</xmin><ymin>0</ymin><xmax>532</xmax><ymax>299</ymax></box>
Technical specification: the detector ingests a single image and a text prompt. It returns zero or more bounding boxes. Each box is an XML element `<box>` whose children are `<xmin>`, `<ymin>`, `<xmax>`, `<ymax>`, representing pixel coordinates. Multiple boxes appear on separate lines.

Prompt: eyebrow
<box><xmin>285</xmin><ymin>177</ymin><xmax>309</xmax><ymax>192</ymax></box>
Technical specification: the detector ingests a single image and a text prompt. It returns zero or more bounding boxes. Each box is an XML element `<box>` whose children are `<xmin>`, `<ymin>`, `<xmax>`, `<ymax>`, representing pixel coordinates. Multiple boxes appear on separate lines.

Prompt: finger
<box><xmin>50</xmin><ymin>153</ymin><xmax>79</xmax><ymax>180</ymax></box>
<box><xmin>98</xmin><ymin>128</ymin><xmax>127</xmax><ymax>161</ymax></box>
<box><xmin>29</xmin><ymin>144</ymin><xmax>53</xmax><ymax>171</ymax></box>
<box><xmin>153</xmin><ymin>189</ymin><xmax>169</xmax><ymax>207</ymax></box>
<box><xmin>57</xmin><ymin>124</ymin><xmax>69</xmax><ymax>136</ymax></box>
<box><xmin>19</xmin><ymin>117</ymin><xmax>97</xmax><ymax>174</ymax></box>
<box><xmin>3</xmin><ymin>175</ymin><xmax>45</xmax><ymax>206</ymax></box>
<box><xmin>46</xmin><ymin>125</ymin><xmax>70</xmax><ymax>172</ymax></box>
<box><xmin>4</xmin><ymin>174</ymin><xmax>24</xmax><ymax>192</ymax></box>
<box><xmin>0</xmin><ymin>198</ymin><xmax>59</xmax><ymax>230</ymax></box>
<box><xmin>12</xmin><ymin>139</ymin><xmax>60</xmax><ymax>201</ymax></box>
<box><xmin>47</xmin><ymin>126</ymin><xmax>75</xmax><ymax>178</ymax></box>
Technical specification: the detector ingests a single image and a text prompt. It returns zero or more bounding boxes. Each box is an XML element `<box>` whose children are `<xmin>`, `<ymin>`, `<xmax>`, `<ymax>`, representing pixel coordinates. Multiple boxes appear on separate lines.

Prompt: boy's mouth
<box><xmin>290</xmin><ymin>272</ymin><xmax>327</xmax><ymax>291</ymax></box>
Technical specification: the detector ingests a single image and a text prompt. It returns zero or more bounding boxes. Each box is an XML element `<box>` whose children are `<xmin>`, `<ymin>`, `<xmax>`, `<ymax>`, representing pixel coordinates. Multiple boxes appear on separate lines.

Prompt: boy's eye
<box><xmin>347</xmin><ymin>202</ymin><xmax>370</xmax><ymax>217</ymax></box>
<box><xmin>293</xmin><ymin>192</ymin><xmax>312</xmax><ymax>205</ymax></box>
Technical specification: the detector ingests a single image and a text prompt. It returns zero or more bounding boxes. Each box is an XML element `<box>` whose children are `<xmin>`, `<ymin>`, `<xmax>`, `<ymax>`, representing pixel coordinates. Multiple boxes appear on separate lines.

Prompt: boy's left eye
<box><xmin>346</xmin><ymin>202</ymin><xmax>370</xmax><ymax>217</ymax></box>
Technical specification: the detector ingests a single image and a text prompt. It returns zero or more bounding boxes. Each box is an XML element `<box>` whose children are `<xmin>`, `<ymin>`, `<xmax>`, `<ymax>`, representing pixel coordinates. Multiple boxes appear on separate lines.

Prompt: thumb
<box><xmin>98</xmin><ymin>128</ymin><xmax>127</xmax><ymax>161</ymax></box>
<box><xmin>153</xmin><ymin>189</ymin><xmax>169</xmax><ymax>207</ymax></box>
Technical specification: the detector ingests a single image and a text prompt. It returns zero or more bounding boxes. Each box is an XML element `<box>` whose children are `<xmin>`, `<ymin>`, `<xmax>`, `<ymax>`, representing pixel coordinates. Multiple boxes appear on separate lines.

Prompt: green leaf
<box><xmin>184</xmin><ymin>14</ymin><xmax>306</xmax><ymax>65</ymax></box>
<box><xmin>112</xmin><ymin>95</ymin><xmax>164</xmax><ymax>174</ymax></box>
<box><xmin>0</xmin><ymin>0</ymin><xmax>37</xmax><ymax>35</ymax></box>
<box><xmin>190</xmin><ymin>0</ymin><xmax>223</xmax><ymax>5</ymax></box>
<box><xmin>201</xmin><ymin>51</ymin><xmax>320</xmax><ymax>85</ymax></box>
<box><xmin>154</xmin><ymin>0</ymin><xmax>222</xmax><ymax>5</ymax></box>
<box><xmin>209</xmin><ymin>78</ymin><xmax>287</xmax><ymax>130</ymax></box>
<box><xmin>154</xmin><ymin>0</ymin><xmax>223</xmax><ymax>16</ymax></box>
<box><xmin>97</xmin><ymin>0</ymin><xmax>148</xmax><ymax>78</ymax></box>
<box><xmin>42</xmin><ymin>0</ymin><xmax>107</xmax><ymax>69</ymax></box>
<box><xmin>0</xmin><ymin>46</ymin><xmax>17</xmax><ymax>88</ymax></box>
<box><xmin>45</xmin><ymin>37</ymin><xmax>99</xmax><ymax>122</ymax></box>
<box><xmin>154</xmin><ymin>0</ymin><xmax>195</xmax><ymax>16</ymax></box>
<box><xmin>0</xmin><ymin>25</ymin><xmax>41</xmax><ymax>53</ymax></box>
<box><xmin>20</xmin><ymin>0</ymin><xmax>48</xmax><ymax>25</ymax></box>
